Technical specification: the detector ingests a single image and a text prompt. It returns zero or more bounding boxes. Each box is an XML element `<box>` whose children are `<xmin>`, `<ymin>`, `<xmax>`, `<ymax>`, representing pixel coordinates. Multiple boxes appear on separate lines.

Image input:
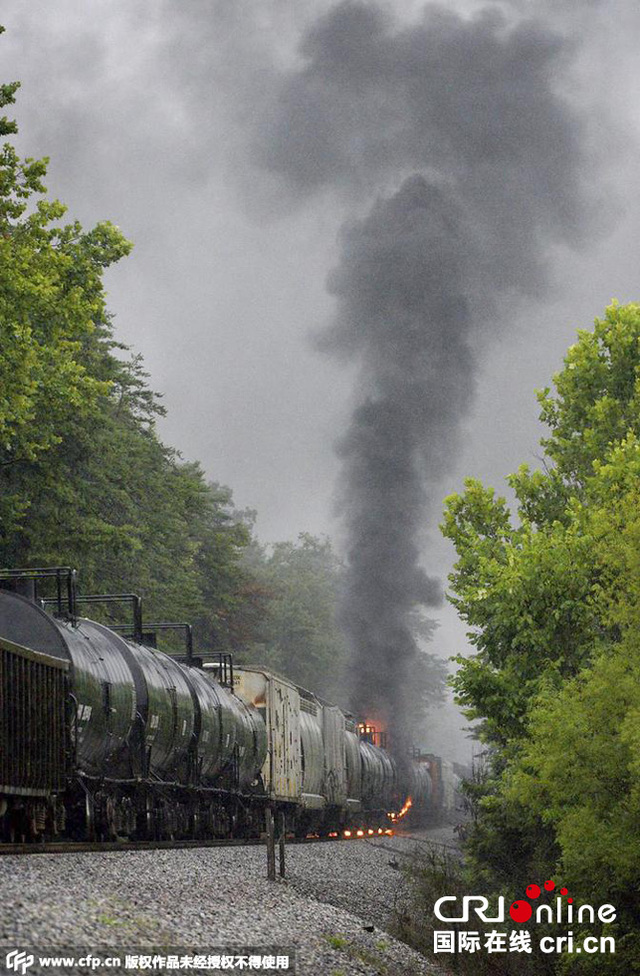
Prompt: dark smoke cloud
<box><xmin>255</xmin><ymin>3</ymin><xmax>588</xmax><ymax>270</ymax></box>
<box><xmin>246</xmin><ymin>1</ymin><xmax>594</xmax><ymax>744</ymax></box>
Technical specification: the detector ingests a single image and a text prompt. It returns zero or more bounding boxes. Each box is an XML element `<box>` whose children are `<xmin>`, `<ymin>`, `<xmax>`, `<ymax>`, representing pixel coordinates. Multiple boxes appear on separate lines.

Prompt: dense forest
<box><xmin>0</xmin><ymin>51</ymin><xmax>444</xmax><ymax>720</ymax></box>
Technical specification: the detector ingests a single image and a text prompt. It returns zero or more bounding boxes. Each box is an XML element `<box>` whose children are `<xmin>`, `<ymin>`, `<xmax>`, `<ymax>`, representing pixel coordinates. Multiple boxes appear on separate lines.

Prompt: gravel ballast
<box><xmin>0</xmin><ymin>836</ymin><xmax>447</xmax><ymax>975</ymax></box>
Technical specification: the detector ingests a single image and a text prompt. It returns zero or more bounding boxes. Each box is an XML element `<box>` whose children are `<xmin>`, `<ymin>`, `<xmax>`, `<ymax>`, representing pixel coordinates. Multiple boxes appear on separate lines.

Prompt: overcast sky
<box><xmin>3</xmin><ymin>0</ymin><xmax>640</xmax><ymax>758</ymax></box>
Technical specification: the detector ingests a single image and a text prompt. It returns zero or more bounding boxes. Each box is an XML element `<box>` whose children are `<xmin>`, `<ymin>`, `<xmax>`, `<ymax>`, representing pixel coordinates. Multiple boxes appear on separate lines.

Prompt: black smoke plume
<box><xmin>327</xmin><ymin>176</ymin><xmax>473</xmax><ymax>740</ymax></box>
<box><xmin>249</xmin><ymin>0</ymin><xmax>593</xmax><ymax>746</ymax></box>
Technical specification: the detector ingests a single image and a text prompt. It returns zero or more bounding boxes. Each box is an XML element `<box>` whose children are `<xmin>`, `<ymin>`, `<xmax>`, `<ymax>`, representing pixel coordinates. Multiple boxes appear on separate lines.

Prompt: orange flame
<box><xmin>388</xmin><ymin>796</ymin><xmax>413</xmax><ymax>823</ymax></box>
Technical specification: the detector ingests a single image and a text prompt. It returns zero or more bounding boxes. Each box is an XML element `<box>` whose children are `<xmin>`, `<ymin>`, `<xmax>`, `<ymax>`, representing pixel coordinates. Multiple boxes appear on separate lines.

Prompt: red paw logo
<box><xmin>509</xmin><ymin>880</ymin><xmax>572</xmax><ymax>923</ymax></box>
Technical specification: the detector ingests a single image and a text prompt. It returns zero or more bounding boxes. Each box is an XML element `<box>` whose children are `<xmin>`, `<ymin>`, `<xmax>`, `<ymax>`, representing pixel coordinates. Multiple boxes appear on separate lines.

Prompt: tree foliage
<box><xmin>442</xmin><ymin>303</ymin><xmax>640</xmax><ymax>972</ymax></box>
<box><xmin>0</xmin><ymin>66</ymin><xmax>131</xmax><ymax>488</ymax></box>
<box><xmin>0</xmin><ymin>48</ymin><xmax>255</xmax><ymax>652</ymax></box>
<box><xmin>240</xmin><ymin>534</ymin><xmax>350</xmax><ymax>703</ymax></box>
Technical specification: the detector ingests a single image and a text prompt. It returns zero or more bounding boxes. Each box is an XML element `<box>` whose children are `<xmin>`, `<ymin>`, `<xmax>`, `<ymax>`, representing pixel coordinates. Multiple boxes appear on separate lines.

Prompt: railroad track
<box><xmin>367</xmin><ymin>838</ymin><xmax>460</xmax><ymax>857</ymax></box>
<box><xmin>0</xmin><ymin>834</ymin><xmax>349</xmax><ymax>856</ymax></box>
<box><xmin>0</xmin><ymin>827</ymin><xmax>462</xmax><ymax>858</ymax></box>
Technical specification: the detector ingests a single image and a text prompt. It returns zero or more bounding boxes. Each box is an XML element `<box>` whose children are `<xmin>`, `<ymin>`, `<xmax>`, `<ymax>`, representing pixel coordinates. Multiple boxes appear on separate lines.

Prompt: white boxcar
<box><xmin>234</xmin><ymin>667</ymin><xmax>301</xmax><ymax>803</ymax></box>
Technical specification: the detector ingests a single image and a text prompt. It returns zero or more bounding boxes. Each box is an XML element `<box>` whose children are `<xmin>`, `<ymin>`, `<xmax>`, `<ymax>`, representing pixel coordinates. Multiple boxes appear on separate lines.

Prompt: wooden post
<box><xmin>265</xmin><ymin>803</ymin><xmax>276</xmax><ymax>881</ymax></box>
<box><xmin>278</xmin><ymin>811</ymin><xmax>286</xmax><ymax>878</ymax></box>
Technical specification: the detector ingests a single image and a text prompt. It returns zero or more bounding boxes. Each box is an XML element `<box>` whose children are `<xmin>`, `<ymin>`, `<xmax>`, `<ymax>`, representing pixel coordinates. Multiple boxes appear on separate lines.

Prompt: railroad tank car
<box><xmin>297</xmin><ymin>693</ymin><xmax>326</xmax><ymax>810</ymax></box>
<box><xmin>404</xmin><ymin>758</ymin><xmax>433</xmax><ymax>815</ymax></box>
<box><xmin>359</xmin><ymin>739</ymin><xmax>396</xmax><ymax>813</ymax></box>
<box><xmin>0</xmin><ymin>586</ymin><xmax>268</xmax><ymax>841</ymax></box>
<box><xmin>344</xmin><ymin>716</ymin><xmax>363</xmax><ymax>814</ymax></box>
<box><xmin>0</xmin><ymin>568</ymin><xmax>447</xmax><ymax>843</ymax></box>
<box><xmin>322</xmin><ymin>705</ymin><xmax>348</xmax><ymax>809</ymax></box>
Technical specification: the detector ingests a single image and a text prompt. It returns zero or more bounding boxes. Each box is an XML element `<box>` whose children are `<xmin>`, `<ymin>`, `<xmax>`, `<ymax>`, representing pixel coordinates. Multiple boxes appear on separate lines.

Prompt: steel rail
<box><xmin>0</xmin><ymin>835</ymin><xmax>349</xmax><ymax>856</ymax></box>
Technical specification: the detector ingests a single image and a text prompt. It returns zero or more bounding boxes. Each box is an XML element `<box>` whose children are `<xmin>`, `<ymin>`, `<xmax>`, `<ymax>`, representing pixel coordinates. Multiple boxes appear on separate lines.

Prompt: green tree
<box><xmin>442</xmin><ymin>481</ymin><xmax>602</xmax><ymax>749</ymax></box>
<box><xmin>443</xmin><ymin>303</ymin><xmax>640</xmax><ymax>757</ymax></box>
<box><xmin>190</xmin><ymin>486</ymin><xmax>262</xmax><ymax>654</ymax></box>
<box><xmin>1</xmin><ymin>335</ymin><xmax>256</xmax><ymax>651</ymax></box>
<box><xmin>0</xmin><ymin>46</ymin><xmax>257</xmax><ymax>654</ymax></box>
<box><xmin>537</xmin><ymin>302</ymin><xmax>640</xmax><ymax>488</ymax></box>
<box><xmin>507</xmin><ymin>439</ymin><xmax>640</xmax><ymax>970</ymax></box>
<box><xmin>242</xmin><ymin>534</ymin><xmax>350</xmax><ymax>703</ymax></box>
<box><xmin>441</xmin><ymin>304</ymin><xmax>640</xmax><ymax>970</ymax></box>
<box><xmin>0</xmin><ymin>51</ymin><xmax>132</xmax><ymax>534</ymax></box>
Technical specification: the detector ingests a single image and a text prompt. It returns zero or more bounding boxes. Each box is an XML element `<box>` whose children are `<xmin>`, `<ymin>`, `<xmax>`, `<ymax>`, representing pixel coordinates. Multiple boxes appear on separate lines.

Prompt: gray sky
<box><xmin>3</xmin><ymin>0</ymin><xmax>640</xmax><ymax>758</ymax></box>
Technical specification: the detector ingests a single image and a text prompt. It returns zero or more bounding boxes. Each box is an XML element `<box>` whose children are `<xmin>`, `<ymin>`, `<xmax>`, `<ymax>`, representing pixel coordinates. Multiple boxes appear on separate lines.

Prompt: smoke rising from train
<box><xmin>3</xmin><ymin>0</ymin><xmax>603</xmax><ymax>746</ymax></box>
<box><xmin>248</xmin><ymin>1</ymin><xmax>594</xmax><ymax>745</ymax></box>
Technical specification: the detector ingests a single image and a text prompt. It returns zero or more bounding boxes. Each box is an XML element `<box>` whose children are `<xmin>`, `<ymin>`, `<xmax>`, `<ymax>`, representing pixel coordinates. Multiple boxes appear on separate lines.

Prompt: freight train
<box><xmin>0</xmin><ymin>568</ymin><xmax>460</xmax><ymax>844</ymax></box>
